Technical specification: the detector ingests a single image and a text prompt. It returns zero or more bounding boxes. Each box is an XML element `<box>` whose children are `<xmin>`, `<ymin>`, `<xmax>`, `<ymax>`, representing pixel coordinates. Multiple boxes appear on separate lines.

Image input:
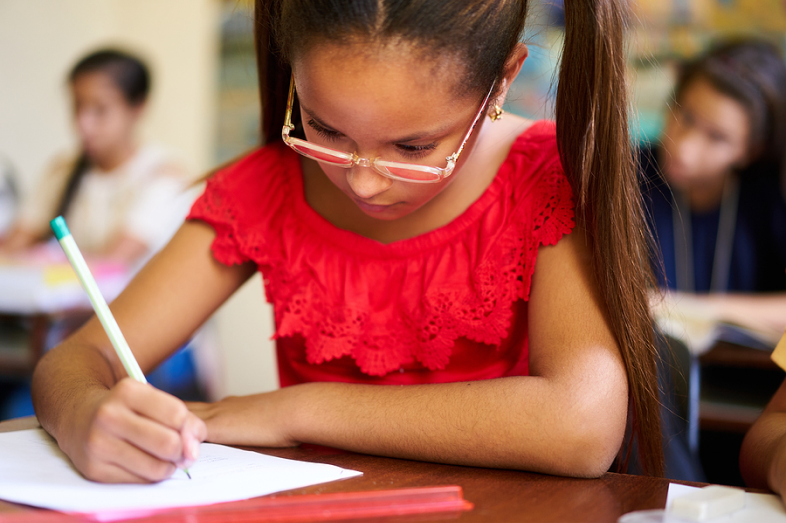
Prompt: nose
<box><xmin>346</xmin><ymin>165</ymin><xmax>393</xmax><ymax>200</ymax></box>
<box><xmin>75</xmin><ymin>110</ymin><xmax>96</xmax><ymax>141</ymax></box>
<box><xmin>672</xmin><ymin>123</ymin><xmax>706</xmax><ymax>166</ymax></box>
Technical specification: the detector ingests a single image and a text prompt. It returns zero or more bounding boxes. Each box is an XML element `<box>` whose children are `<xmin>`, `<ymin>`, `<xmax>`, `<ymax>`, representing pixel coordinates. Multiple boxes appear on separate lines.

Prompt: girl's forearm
<box><xmin>200</xmin><ymin>366</ymin><xmax>627</xmax><ymax>478</ymax></box>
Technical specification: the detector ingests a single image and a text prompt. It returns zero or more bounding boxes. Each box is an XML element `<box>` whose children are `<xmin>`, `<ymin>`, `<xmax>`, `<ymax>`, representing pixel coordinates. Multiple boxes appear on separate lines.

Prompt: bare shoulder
<box><xmin>528</xmin><ymin>225</ymin><xmax>619</xmax><ymax>371</ymax></box>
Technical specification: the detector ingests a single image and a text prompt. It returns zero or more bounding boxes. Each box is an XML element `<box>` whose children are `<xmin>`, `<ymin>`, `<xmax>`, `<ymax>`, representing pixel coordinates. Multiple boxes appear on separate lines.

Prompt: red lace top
<box><xmin>188</xmin><ymin>120</ymin><xmax>575</xmax><ymax>387</ymax></box>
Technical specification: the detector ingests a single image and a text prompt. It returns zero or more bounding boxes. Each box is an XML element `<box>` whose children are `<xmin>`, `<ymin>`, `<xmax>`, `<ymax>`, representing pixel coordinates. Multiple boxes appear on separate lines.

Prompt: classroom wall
<box><xmin>212</xmin><ymin>274</ymin><xmax>280</xmax><ymax>397</ymax></box>
<box><xmin>0</xmin><ymin>0</ymin><xmax>279</xmax><ymax>399</ymax></box>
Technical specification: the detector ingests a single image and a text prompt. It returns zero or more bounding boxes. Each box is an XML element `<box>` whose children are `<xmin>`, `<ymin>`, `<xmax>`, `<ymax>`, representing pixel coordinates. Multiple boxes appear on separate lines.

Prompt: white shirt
<box><xmin>18</xmin><ymin>144</ymin><xmax>195</xmax><ymax>257</ymax></box>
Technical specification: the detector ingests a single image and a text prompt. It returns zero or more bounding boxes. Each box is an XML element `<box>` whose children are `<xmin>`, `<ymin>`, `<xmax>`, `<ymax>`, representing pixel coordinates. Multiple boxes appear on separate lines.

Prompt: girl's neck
<box><xmin>92</xmin><ymin>141</ymin><xmax>138</xmax><ymax>172</ymax></box>
<box><xmin>684</xmin><ymin>174</ymin><xmax>730</xmax><ymax>213</ymax></box>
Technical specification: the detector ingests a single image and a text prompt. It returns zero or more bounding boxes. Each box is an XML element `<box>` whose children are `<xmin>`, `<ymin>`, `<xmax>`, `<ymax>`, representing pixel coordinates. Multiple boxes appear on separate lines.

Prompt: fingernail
<box><xmin>187</xmin><ymin>437</ymin><xmax>200</xmax><ymax>462</ymax></box>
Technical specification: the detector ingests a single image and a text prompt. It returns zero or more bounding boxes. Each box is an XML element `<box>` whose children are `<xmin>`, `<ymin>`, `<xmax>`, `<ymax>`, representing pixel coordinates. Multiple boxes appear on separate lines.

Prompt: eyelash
<box><xmin>307</xmin><ymin>119</ymin><xmax>343</xmax><ymax>142</ymax></box>
<box><xmin>396</xmin><ymin>143</ymin><xmax>438</xmax><ymax>159</ymax></box>
<box><xmin>306</xmin><ymin>118</ymin><xmax>439</xmax><ymax>159</ymax></box>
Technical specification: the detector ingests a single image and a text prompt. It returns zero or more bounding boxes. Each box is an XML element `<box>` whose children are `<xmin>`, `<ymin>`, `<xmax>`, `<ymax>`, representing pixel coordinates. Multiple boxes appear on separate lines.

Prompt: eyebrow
<box><xmin>300</xmin><ymin>103</ymin><xmax>458</xmax><ymax>144</ymax></box>
<box><xmin>681</xmin><ymin>106</ymin><xmax>737</xmax><ymax>142</ymax></box>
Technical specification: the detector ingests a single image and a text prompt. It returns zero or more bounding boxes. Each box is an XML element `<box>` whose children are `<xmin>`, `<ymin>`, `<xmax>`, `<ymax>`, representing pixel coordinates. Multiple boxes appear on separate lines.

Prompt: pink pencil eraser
<box><xmin>669</xmin><ymin>485</ymin><xmax>745</xmax><ymax>521</ymax></box>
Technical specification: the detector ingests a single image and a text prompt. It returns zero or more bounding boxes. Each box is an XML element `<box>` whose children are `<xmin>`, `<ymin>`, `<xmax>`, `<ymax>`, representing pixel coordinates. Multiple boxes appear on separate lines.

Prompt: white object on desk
<box><xmin>619</xmin><ymin>483</ymin><xmax>786</xmax><ymax>523</ymax></box>
<box><xmin>669</xmin><ymin>486</ymin><xmax>745</xmax><ymax>521</ymax></box>
<box><xmin>666</xmin><ymin>483</ymin><xmax>786</xmax><ymax>522</ymax></box>
<box><xmin>0</xmin><ymin>428</ymin><xmax>362</xmax><ymax>520</ymax></box>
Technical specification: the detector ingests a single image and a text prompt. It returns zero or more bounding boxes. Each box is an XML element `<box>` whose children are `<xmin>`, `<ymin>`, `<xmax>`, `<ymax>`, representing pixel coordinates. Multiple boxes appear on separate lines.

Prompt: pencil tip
<box><xmin>185</xmin><ymin>469</ymin><xmax>192</xmax><ymax>480</ymax></box>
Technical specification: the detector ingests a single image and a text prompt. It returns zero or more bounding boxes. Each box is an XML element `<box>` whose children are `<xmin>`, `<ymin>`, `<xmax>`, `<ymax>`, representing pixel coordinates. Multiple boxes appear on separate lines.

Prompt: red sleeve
<box><xmin>187</xmin><ymin>143</ymin><xmax>297</xmax><ymax>267</ymax></box>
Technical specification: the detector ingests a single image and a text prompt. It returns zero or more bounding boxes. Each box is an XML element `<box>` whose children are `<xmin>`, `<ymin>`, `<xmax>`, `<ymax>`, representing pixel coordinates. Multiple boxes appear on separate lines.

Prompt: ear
<box><xmin>495</xmin><ymin>43</ymin><xmax>529</xmax><ymax>106</ymax></box>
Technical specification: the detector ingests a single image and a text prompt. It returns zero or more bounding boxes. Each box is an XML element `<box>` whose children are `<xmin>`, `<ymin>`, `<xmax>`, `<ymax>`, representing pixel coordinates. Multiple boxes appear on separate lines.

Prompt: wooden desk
<box><xmin>0</xmin><ymin>417</ymin><xmax>699</xmax><ymax>523</ymax></box>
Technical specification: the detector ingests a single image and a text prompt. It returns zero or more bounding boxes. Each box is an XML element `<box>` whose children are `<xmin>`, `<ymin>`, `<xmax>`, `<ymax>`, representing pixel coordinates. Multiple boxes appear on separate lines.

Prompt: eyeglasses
<box><xmin>281</xmin><ymin>75</ymin><xmax>495</xmax><ymax>183</ymax></box>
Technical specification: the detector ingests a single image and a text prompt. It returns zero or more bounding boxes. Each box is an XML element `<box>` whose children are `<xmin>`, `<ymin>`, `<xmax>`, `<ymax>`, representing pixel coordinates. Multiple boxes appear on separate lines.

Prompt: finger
<box><xmin>82</xmin><ymin>460</ymin><xmax>160</xmax><ymax>484</ymax></box>
<box><xmin>94</xmin><ymin>394</ymin><xmax>186</xmax><ymax>463</ymax></box>
<box><xmin>108</xmin><ymin>440</ymin><xmax>179</xmax><ymax>483</ymax></box>
<box><xmin>82</xmin><ymin>427</ymin><xmax>177</xmax><ymax>483</ymax></box>
<box><xmin>116</xmin><ymin>410</ymin><xmax>186</xmax><ymax>463</ymax></box>
<box><xmin>178</xmin><ymin>414</ymin><xmax>207</xmax><ymax>468</ymax></box>
<box><xmin>114</xmin><ymin>379</ymin><xmax>191</xmax><ymax>431</ymax></box>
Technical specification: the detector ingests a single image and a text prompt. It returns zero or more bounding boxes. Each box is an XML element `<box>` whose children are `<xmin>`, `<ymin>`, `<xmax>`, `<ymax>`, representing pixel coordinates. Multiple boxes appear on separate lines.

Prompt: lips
<box><xmin>354</xmin><ymin>199</ymin><xmax>395</xmax><ymax>213</ymax></box>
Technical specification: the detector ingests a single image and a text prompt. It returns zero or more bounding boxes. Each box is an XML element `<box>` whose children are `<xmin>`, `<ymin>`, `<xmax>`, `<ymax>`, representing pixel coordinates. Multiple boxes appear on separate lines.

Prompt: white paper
<box><xmin>666</xmin><ymin>483</ymin><xmax>786</xmax><ymax>522</ymax></box>
<box><xmin>0</xmin><ymin>428</ymin><xmax>362</xmax><ymax>518</ymax></box>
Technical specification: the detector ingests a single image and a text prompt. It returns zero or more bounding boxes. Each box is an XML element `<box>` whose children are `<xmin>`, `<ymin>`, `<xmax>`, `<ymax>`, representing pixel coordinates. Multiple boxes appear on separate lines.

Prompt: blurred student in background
<box><xmin>0</xmin><ymin>49</ymin><xmax>202</xmax><ymax>419</ymax></box>
<box><xmin>641</xmin><ymin>38</ymin><xmax>786</xmax><ymax>338</ymax></box>
<box><xmin>637</xmin><ymin>38</ymin><xmax>786</xmax><ymax>484</ymax></box>
<box><xmin>0</xmin><ymin>49</ymin><xmax>192</xmax><ymax>265</ymax></box>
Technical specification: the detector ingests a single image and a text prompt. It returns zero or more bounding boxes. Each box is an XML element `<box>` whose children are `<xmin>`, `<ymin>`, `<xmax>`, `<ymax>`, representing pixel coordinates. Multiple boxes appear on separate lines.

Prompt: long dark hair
<box><xmin>55</xmin><ymin>49</ymin><xmax>151</xmax><ymax>220</ymax></box>
<box><xmin>673</xmin><ymin>38</ymin><xmax>786</xmax><ymax>185</ymax></box>
<box><xmin>254</xmin><ymin>0</ymin><xmax>663</xmax><ymax>476</ymax></box>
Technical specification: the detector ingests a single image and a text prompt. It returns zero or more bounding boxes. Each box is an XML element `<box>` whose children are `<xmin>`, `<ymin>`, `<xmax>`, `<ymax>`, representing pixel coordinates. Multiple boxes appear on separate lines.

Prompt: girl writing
<box><xmin>31</xmin><ymin>0</ymin><xmax>663</xmax><ymax>482</ymax></box>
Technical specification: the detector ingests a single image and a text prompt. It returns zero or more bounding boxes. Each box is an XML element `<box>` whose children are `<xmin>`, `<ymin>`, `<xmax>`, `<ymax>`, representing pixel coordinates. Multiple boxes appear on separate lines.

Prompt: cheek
<box><xmin>319</xmin><ymin>163</ymin><xmax>350</xmax><ymax>189</ymax></box>
<box><xmin>684</xmin><ymin>144</ymin><xmax>740</xmax><ymax>184</ymax></box>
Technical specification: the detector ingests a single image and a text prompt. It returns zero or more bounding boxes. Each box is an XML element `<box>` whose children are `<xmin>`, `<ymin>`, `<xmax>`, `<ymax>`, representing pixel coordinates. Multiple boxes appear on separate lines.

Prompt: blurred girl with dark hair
<box><xmin>643</xmin><ymin>38</ymin><xmax>786</xmax><ymax>337</ymax></box>
<box><xmin>1</xmin><ymin>49</ymin><xmax>191</xmax><ymax>264</ymax></box>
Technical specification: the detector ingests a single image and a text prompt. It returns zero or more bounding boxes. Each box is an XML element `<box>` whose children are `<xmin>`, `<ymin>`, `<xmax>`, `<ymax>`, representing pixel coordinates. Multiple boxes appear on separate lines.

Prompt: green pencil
<box><xmin>50</xmin><ymin>215</ymin><xmax>191</xmax><ymax>479</ymax></box>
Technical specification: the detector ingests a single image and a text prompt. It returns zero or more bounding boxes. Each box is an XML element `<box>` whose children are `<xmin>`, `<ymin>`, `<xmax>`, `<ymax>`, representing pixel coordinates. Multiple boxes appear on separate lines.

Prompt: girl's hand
<box><xmin>187</xmin><ymin>389</ymin><xmax>299</xmax><ymax>448</ymax></box>
<box><xmin>64</xmin><ymin>378</ymin><xmax>207</xmax><ymax>483</ymax></box>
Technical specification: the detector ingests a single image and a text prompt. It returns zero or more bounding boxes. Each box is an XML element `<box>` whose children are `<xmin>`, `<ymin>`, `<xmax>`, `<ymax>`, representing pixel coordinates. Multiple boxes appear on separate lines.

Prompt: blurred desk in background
<box><xmin>699</xmin><ymin>341</ymin><xmax>781</xmax><ymax>434</ymax></box>
<box><xmin>0</xmin><ymin>249</ymin><xmax>129</xmax><ymax>377</ymax></box>
<box><xmin>696</xmin><ymin>340</ymin><xmax>782</xmax><ymax>486</ymax></box>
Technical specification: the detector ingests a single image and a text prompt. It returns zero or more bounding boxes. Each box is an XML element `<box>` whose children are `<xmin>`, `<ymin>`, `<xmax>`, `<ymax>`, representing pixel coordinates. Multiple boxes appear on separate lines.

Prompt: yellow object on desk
<box><xmin>42</xmin><ymin>264</ymin><xmax>78</xmax><ymax>286</ymax></box>
<box><xmin>772</xmin><ymin>329</ymin><xmax>786</xmax><ymax>371</ymax></box>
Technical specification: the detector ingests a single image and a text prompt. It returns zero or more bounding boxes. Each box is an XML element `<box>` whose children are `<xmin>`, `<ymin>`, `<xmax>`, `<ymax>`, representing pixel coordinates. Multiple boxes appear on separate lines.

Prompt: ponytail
<box><xmin>256</xmin><ymin>0</ymin><xmax>292</xmax><ymax>145</ymax></box>
<box><xmin>54</xmin><ymin>154</ymin><xmax>90</xmax><ymax>222</ymax></box>
<box><xmin>556</xmin><ymin>0</ymin><xmax>663</xmax><ymax>476</ymax></box>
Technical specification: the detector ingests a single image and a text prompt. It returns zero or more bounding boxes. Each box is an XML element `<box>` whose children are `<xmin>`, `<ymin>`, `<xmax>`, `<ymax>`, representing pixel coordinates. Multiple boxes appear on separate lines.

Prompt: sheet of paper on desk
<box><xmin>0</xmin><ymin>428</ymin><xmax>362</xmax><ymax>519</ymax></box>
<box><xmin>667</xmin><ymin>483</ymin><xmax>786</xmax><ymax>522</ymax></box>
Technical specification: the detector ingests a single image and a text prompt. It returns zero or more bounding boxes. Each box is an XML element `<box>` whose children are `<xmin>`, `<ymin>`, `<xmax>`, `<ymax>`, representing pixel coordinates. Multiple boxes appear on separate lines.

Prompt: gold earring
<box><xmin>489</xmin><ymin>104</ymin><xmax>504</xmax><ymax>122</ymax></box>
